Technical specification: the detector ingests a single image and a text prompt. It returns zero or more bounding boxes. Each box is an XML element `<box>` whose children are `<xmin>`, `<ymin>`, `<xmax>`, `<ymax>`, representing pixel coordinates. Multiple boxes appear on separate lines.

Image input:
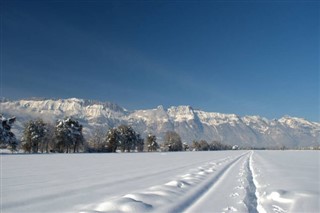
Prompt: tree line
<box><xmin>0</xmin><ymin>114</ymin><xmax>235</xmax><ymax>153</ymax></box>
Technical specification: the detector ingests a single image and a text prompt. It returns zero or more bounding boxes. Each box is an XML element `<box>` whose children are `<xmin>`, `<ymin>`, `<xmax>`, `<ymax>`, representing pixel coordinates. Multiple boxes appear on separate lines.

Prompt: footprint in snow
<box><xmin>230</xmin><ymin>192</ymin><xmax>240</xmax><ymax>197</ymax></box>
<box><xmin>272</xmin><ymin>205</ymin><xmax>287</xmax><ymax>213</ymax></box>
<box><xmin>222</xmin><ymin>206</ymin><xmax>238</xmax><ymax>212</ymax></box>
<box><xmin>235</xmin><ymin>186</ymin><xmax>244</xmax><ymax>190</ymax></box>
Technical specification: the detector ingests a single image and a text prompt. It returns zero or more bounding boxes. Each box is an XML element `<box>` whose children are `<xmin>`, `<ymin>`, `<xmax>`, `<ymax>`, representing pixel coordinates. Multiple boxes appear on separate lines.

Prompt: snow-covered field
<box><xmin>1</xmin><ymin>150</ymin><xmax>319</xmax><ymax>213</ymax></box>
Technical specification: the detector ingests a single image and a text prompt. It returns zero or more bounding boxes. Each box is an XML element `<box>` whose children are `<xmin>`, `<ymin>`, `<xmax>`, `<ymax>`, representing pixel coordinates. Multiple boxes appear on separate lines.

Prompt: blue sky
<box><xmin>1</xmin><ymin>0</ymin><xmax>319</xmax><ymax>121</ymax></box>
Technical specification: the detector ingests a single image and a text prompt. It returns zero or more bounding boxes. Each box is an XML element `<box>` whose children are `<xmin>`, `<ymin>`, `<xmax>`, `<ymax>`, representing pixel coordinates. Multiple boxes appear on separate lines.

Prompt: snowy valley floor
<box><xmin>1</xmin><ymin>150</ymin><xmax>319</xmax><ymax>213</ymax></box>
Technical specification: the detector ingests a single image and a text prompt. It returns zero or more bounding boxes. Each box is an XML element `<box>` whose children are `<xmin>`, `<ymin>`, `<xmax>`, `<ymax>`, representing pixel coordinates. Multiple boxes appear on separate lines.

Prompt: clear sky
<box><xmin>1</xmin><ymin>0</ymin><xmax>319</xmax><ymax>121</ymax></box>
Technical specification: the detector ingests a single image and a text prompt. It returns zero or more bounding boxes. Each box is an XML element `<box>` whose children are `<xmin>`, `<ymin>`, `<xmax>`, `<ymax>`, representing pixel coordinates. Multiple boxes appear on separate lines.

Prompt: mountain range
<box><xmin>0</xmin><ymin>98</ymin><xmax>319</xmax><ymax>148</ymax></box>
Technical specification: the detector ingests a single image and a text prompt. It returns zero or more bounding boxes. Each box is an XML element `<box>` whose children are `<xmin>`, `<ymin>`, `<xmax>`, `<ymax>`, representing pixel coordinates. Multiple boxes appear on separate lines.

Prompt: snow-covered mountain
<box><xmin>0</xmin><ymin>98</ymin><xmax>319</xmax><ymax>148</ymax></box>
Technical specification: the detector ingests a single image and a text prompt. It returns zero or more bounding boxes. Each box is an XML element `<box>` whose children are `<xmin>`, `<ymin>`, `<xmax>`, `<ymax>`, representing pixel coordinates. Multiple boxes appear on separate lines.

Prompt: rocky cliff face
<box><xmin>1</xmin><ymin>98</ymin><xmax>319</xmax><ymax>148</ymax></box>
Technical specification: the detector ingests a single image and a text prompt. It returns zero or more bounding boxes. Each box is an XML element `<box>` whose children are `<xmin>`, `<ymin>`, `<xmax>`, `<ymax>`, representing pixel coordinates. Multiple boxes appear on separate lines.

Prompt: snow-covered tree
<box><xmin>117</xmin><ymin>125</ymin><xmax>137</xmax><ymax>152</ymax></box>
<box><xmin>21</xmin><ymin>119</ymin><xmax>47</xmax><ymax>153</ymax></box>
<box><xmin>105</xmin><ymin>127</ymin><xmax>119</xmax><ymax>152</ymax></box>
<box><xmin>42</xmin><ymin>123</ymin><xmax>56</xmax><ymax>153</ymax></box>
<box><xmin>163</xmin><ymin>131</ymin><xmax>183</xmax><ymax>151</ymax></box>
<box><xmin>209</xmin><ymin>141</ymin><xmax>232</xmax><ymax>150</ymax></box>
<box><xmin>55</xmin><ymin>117</ymin><xmax>84</xmax><ymax>153</ymax></box>
<box><xmin>146</xmin><ymin>134</ymin><xmax>158</xmax><ymax>152</ymax></box>
<box><xmin>105</xmin><ymin>125</ymin><xmax>143</xmax><ymax>153</ymax></box>
<box><xmin>183</xmin><ymin>142</ymin><xmax>189</xmax><ymax>151</ymax></box>
<box><xmin>0</xmin><ymin>114</ymin><xmax>18</xmax><ymax>152</ymax></box>
<box><xmin>199</xmin><ymin>140</ymin><xmax>209</xmax><ymax>151</ymax></box>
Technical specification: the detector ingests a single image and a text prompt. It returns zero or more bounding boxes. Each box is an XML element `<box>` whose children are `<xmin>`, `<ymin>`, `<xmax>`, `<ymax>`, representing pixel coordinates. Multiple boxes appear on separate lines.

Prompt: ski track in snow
<box><xmin>183</xmin><ymin>151</ymin><xmax>261</xmax><ymax>213</ymax></box>
<box><xmin>79</xmin><ymin>151</ymin><xmax>320</xmax><ymax>213</ymax></box>
<box><xmin>245</xmin><ymin>152</ymin><xmax>259</xmax><ymax>213</ymax></box>
<box><xmin>79</xmin><ymin>152</ymin><xmax>263</xmax><ymax>213</ymax></box>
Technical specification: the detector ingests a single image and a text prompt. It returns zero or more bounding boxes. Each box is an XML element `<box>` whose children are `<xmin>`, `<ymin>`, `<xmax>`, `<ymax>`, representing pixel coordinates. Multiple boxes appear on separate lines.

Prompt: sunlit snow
<box><xmin>1</xmin><ymin>150</ymin><xmax>319</xmax><ymax>213</ymax></box>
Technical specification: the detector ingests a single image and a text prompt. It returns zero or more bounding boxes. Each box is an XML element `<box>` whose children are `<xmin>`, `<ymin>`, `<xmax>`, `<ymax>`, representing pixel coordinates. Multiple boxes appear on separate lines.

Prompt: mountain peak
<box><xmin>0</xmin><ymin>98</ymin><xmax>318</xmax><ymax>148</ymax></box>
<box><xmin>156</xmin><ymin>105</ymin><xmax>165</xmax><ymax>110</ymax></box>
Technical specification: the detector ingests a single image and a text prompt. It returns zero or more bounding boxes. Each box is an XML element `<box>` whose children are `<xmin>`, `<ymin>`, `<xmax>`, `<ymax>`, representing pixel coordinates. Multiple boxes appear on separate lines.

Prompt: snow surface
<box><xmin>1</xmin><ymin>150</ymin><xmax>319</xmax><ymax>213</ymax></box>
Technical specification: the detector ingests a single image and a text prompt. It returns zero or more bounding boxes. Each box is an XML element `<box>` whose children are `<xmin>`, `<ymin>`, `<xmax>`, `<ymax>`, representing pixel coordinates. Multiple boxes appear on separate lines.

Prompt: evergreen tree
<box><xmin>163</xmin><ymin>131</ymin><xmax>183</xmax><ymax>151</ymax></box>
<box><xmin>117</xmin><ymin>125</ymin><xmax>137</xmax><ymax>152</ymax></box>
<box><xmin>0</xmin><ymin>114</ymin><xmax>18</xmax><ymax>152</ymax></box>
<box><xmin>146</xmin><ymin>134</ymin><xmax>158</xmax><ymax>152</ymax></box>
<box><xmin>183</xmin><ymin>142</ymin><xmax>189</xmax><ymax>151</ymax></box>
<box><xmin>21</xmin><ymin>119</ymin><xmax>47</xmax><ymax>153</ymax></box>
<box><xmin>106</xmin><ymin>127</ymin><xmax>119</xmax><ymax>152</ymax></box>
<box><xmin>209</xmin><ymin>141</ymin><xmax>232</xmax><ymax>150</ymax></box>
<box><xmin>199</xmin><ymin>140</ymin><xmax>209</xmax><ymax>151</ymax></box>
<box><xmin>55</xmin><ymin>120</ymin><xmax>69</xmax><ymax>153</ymax></box>
<box><xmin>55</xmin><ymin>117</ymin><xmax>84</xmax><ymax>153</ymax></box>
<box><xmin>42</xmin><ymin>123</ymin><xmax>55</xmax><ymax>153</ymax></box>
<box><xmin>105</xmin><ymin>125</ymin><xmax>143</xmax><ymax>153</ymax></box>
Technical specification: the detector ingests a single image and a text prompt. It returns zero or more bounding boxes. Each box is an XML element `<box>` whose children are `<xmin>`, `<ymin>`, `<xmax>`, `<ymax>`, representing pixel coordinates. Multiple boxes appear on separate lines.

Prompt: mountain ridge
<box><xmin>0</xmin><ymin>98</ymin><xmax>319</xmax><ymax>148</ymax></box>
